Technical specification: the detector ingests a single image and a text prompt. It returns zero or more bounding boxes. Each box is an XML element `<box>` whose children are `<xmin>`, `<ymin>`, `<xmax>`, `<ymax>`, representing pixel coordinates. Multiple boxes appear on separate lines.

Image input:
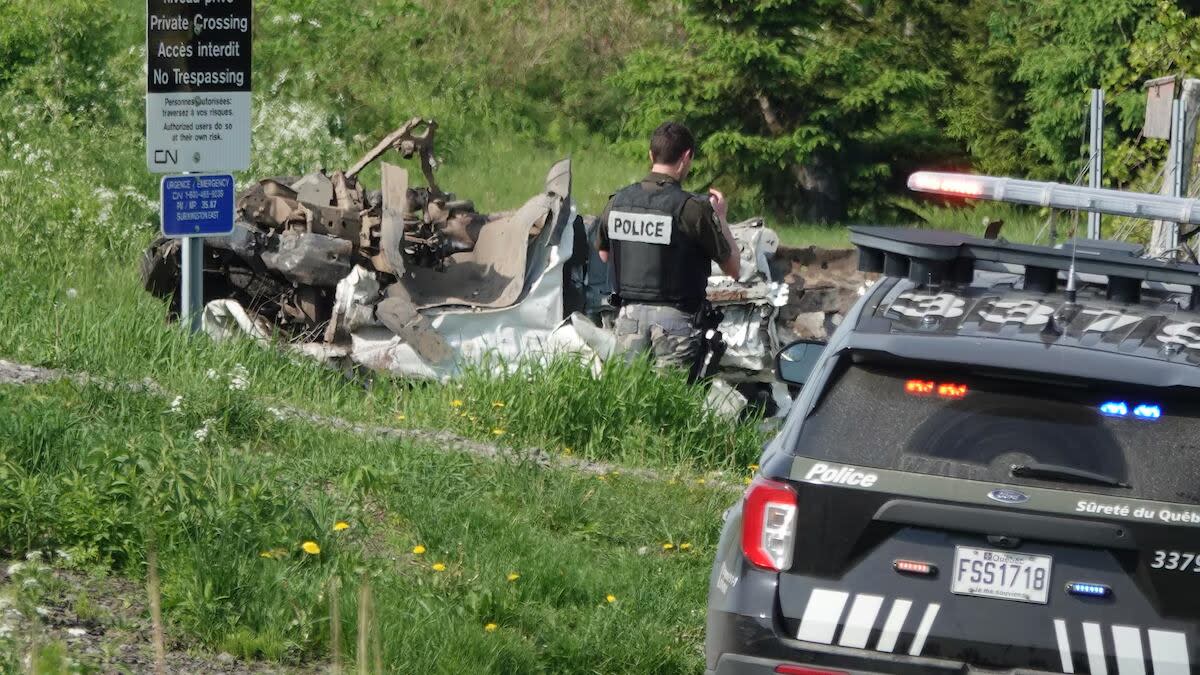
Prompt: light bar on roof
<box><xmin>908</xmin><ymin>171</ymin><xmax>1200</xmax><ymax>225</ymax></box>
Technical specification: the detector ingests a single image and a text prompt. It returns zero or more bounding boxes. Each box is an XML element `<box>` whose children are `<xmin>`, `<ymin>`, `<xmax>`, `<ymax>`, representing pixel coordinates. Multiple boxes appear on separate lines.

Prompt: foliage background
<box><xmin>6</xmin><ymin>0</ymin><xmax>1199</xmax><ymax>225</ymax></box>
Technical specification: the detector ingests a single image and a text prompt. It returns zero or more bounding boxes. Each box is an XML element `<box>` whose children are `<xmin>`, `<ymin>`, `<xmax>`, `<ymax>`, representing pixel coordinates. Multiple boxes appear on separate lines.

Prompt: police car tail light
<box><xmin>742</xmin><ymin>477</ymin><xmax>798</xmax><ymax>572</ymax></box>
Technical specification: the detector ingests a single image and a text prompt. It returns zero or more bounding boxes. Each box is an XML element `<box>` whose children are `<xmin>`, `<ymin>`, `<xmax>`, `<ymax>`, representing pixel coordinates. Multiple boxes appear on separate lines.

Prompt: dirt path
<box><xmin>1</xmin><ymin>560</ymin><xmax>319</xmax><ymax>674</ymax></box>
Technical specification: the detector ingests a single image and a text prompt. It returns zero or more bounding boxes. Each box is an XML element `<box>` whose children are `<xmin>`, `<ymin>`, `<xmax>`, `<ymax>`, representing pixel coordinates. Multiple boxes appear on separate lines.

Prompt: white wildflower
<box><xmin>168</xmin><ymin>395</ymin><xmax>184</xmax><ymax>413</ymax></box>
<box><xmin>34</xmin><ymin>606</ymin><xmax>50</xmax><ymax>617</ymax></box>
<box><xmin>66</xmin><ymin>627</ymin><xmax>87</xmax><ymax>637</ymax></box>
<box><xmin>24</xmin><ymin>551</ymin><xmax>41</xmax><ymax>562</ymax></box>
<box><xmin>308</xmin><ymin>18</ymin><xmax>321</xmax><ymax>28</ymax></box>
<box><xmin>55</xmin><ymin>549</ymin><xmax>71</xmax><ymax>561</ymax></box>
<box><xmin>194</xmin><ymin>418</ymin><xmax>216</xmax><ymax>441</ymax></box>
<box><xmin>228</xmin><ymin>364</ymin><xmax>250</xmax><ymax>391</ymax></box>
<box><xmin>205</xmin><ymin>368</ymin><xmax>219</xmax><ymax>380</ymax></box>
<box><xmin>5</xmin><ymin>563</ymin><xmax>23</xmax><ymax>577</ymax></box>
<box><xmin>288</xmin><ymin>13</ymin><xmax>301</xmax><ymax>23</ymax></box>
<box><xmin>65</xmin><ymin>288</ymin><xmax>77</xmax><ymax>300</ymax></box>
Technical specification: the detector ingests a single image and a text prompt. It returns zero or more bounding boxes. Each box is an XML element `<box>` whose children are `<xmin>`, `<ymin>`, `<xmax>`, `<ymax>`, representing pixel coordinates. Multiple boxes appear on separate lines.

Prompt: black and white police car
<box><xmin>706</xmin><ymin>183</ymin><xmax>1200</xmax><ymax>675</ymax></box>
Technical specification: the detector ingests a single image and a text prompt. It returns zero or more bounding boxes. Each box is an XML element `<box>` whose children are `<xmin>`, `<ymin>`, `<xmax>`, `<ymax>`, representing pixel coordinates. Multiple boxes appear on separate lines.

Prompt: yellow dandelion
<box><xmin>667</xmin><ymin>479</ymin><xmax>677</xmax><ymax>485</ymax></box>
<box><xmin>450</xmin><ymin>399</ymin><xmax>464</xmax><ymax>407</ymax></box>
<box><xmin>506</xmin><ymin>572</ymin><xmax>520</xmax><ymax>582</ymax></box>
<box><xmin>412</xmin><ymin>545</ymin><xmax>426</xmax><ymax>555</ymax></box>
<box><xmin>748</xmin><ymin>463</ymin><xmax>759</xmax><ymax>471</ymax></box>
<box><xmin>696</xmin><ymin>478</ymin><xmax>706</xmax><ymax>485</ymax></box>
<box><xmin>743</xmin><ymin>477</ymin><xmax>752</xmax><ymax>485</ymax></box>
<box><xmin>492</xmin><ymin>428</ymin><xmax>506</xmax><ymax>436</ymax></box>
<box><xmin>605</xmin><ymin>594</ymin><xmax>617</xmax><ymax>603</ymax></box>
<box><xmin>395</xmin><ymin>413</ymin><xmax>406</xmax><ymax>421</ymax></box>
<box><xmin>611</xmin><ymin>471</ymin><xmax>620</xmax><ymax>477</ymax></box>
<box><xmin>492</xmin><ymin>401</ymin><xmax>505</xmax><ymax>408</ymax></box>
<box><xmin>301</xmin><ymin>541</ymin><xmax>321</xmax><ymax>555</ymax></box>
<box><xmin>333</xmin><ymin>521</ymin><xmax>350</xmax><ymax>532</ymax></box>
<box><xmin>432</xmin><ymin>562</ymin><xmax>447</xmax><ymax>572</ymax></box>
<box><xmin>663</xmin><ymin>542</ymin><xmax>675</xmax><ymax>550</ymax></box>
<box><xmin>597</xmin><ymin>474</ymin><xmax>607</xmax><ymax>481</ymax></box>
<box><xmin>680</xmin><ymin>542</ymin><xmax>693</xmax><ymax>551</ymax></box>
<box><xmin>562</xmin><ymin>447</ymin><xmax>572</xmax><ymax>455</ymax></box>
<box><xmin>259</xmin><ymin>550</ymin><xmax>273</xmax><ymax>559</ymax></box>
<box><xmin>484</xmin><ymin>622</ymin><xmax>498</xmax><ymax>632</ymax></box>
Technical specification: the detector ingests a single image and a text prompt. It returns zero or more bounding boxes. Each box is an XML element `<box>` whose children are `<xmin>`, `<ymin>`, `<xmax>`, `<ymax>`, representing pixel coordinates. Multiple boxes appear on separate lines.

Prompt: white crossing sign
<box><xmin>145</xmin><ymin>0</ymin><xmax>252</xmax><ymax>173</ymax></box>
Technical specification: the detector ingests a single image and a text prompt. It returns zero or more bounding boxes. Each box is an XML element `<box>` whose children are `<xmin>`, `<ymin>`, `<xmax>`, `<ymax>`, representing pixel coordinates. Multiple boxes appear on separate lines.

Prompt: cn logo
<box><xmin>152</xmin><ymin>149</ymin><xmax>178</xmax><ymax>165</ymax></box>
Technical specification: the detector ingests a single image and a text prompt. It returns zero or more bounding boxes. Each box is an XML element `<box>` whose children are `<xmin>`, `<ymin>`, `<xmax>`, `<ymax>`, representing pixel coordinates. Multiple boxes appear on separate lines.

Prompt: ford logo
<box><xmin>988</xmin><ymin>488</ymin><xmax>1030</xmax><ymax>505</ymax></box>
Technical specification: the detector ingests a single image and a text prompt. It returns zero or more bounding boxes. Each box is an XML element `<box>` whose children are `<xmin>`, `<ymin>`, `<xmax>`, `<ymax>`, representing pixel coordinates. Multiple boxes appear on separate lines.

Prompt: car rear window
<box><xmin>794</xmin><ymin>359</ymin><xmax>1200</xmax><ymax>504</ymax></box>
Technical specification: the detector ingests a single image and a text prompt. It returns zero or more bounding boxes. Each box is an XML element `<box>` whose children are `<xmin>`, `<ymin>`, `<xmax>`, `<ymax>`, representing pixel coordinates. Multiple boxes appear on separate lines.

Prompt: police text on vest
<box><xmin>803</xmin><ymin>463</ymin><xmax>879</xmax><ymax>488</ymax></box>
<box><xmin>608</xmin><ymin>210</ymin><xmax>673</xmax><ymax>245</ymax></box>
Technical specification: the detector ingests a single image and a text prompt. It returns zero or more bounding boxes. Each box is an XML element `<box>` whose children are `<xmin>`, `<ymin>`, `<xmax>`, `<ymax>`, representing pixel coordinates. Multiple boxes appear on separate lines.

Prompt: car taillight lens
<box><xmin>741</xmin><ymin>476</ymin><xmax>798</xmax><ymax>571</ymax></box>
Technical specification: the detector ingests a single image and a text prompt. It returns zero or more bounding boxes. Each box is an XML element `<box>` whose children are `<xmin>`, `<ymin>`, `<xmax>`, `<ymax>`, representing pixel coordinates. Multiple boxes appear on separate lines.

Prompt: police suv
<box><xmin>706</xmin><ymin>182</ymin><xmax>1200</xmax><ymax>675</ymax></box>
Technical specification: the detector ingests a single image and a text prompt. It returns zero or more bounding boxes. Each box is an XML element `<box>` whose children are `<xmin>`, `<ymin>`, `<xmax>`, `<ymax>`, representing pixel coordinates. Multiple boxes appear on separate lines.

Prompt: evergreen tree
<box><xmin>613</xmin><ymin>0</ymin><xmax>970</xmax><ymax>222</ymax></box>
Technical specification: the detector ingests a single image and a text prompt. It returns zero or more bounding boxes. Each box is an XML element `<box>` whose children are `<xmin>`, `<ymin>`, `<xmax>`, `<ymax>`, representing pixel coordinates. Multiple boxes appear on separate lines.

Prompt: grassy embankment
<box><xmin>0</xmin><ymin>379</ymin><xmax>736</xmax><ymax>672</ymax></box>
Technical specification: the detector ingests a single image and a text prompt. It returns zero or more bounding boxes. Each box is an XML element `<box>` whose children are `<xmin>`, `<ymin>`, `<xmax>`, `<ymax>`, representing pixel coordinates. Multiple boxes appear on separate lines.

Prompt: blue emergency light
<box><xmin>1099</xmin><ymin>401</ymin><xmax>1162</xmax><ymax>420</ymax></box>
<box><xmin>1066</xmin><ymin>582</ymin><xmax>1112</xmax><ymax>598</ymax></box>
<box><xmin>1099</xmin><ymin>401</ymin><xmax>1128</xmax><ymax>417</ymax></box>
<box><xmin>1132</xmin><ymin>404</ymin><xmax>1162</xmax><ymax>420</ymax></box>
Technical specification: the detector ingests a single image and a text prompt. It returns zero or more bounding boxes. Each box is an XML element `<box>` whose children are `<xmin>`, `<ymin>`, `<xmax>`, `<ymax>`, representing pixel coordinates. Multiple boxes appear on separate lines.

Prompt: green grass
<box><xmin>772</xmin><ymin>200</ymin><xmax>1062</xmax><ymax>249</ymax></box>
<box><xmin>0</xmin><ymin>380</ymin><xmax>737</xmax><ymax>672</ymax></box>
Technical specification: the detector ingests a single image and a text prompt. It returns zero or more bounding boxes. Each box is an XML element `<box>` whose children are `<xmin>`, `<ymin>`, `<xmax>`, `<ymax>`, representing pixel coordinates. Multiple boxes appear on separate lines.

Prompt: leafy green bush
<box><xmin>0</xmin><ymin>1</ymin><xmax>129</xmax><ymax>121</ymax></box>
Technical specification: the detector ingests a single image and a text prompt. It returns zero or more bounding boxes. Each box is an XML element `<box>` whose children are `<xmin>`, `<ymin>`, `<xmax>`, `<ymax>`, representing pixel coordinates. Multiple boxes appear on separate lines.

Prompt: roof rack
<box><xmin>849</xmin><ymin>226</ymin><xmax>1200</xmax><ymax>304</ymax></box>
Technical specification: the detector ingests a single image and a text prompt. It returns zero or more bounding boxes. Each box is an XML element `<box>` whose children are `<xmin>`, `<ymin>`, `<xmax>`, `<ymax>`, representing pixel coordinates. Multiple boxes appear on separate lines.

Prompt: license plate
<box><xmin>951</xmin><ymin>546</ymin><xmax>1053</xmax><ymax>605</ymax></box>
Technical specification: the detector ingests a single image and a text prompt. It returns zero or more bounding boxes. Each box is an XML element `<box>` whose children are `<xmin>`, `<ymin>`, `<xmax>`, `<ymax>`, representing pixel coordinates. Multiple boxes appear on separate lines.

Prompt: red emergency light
<box><xmin>905</xmin><ymin>379</ymin><xmax>968</xmax><ymax>399</ymax></box>
<box><xmin>905</xmin><ymin>379</ymin><xmax>934</xmax><ymax>395</ymax></box>
<box><xmin>937</xmin><ymin>383</ymin><xmax>968</xmax><ymax>399</ymax></box>
<box><xmin>908</xmin><ymin>172</ymin><xmax>985</xmax><ymax>198</ymax></box>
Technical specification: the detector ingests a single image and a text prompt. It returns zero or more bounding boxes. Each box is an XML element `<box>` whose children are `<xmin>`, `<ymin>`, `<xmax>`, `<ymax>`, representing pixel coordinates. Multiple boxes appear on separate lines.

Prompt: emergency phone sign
<box><xmin>160</xmin><ymin>174</ymin><xmax>235</xmax><ymax>237</ymax></box>
<box><xmin>145</xmin><ymin>0</ymin><xmax>252</xmax><ymax>173</ymax></box>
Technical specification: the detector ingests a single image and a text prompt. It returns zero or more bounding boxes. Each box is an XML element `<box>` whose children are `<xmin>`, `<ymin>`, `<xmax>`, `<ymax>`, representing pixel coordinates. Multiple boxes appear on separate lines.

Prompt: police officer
<box><xmin>597</xmin><ymin>121</ymin><xmax>741</xmax><ymax>369</ymax></box>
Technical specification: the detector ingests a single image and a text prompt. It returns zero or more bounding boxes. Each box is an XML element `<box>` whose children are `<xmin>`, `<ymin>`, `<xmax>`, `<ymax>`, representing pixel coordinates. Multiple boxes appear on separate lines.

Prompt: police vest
<box><xmin>606</xmin><ymin>180</ymin><xmax>710</xmax><ymax>311</ymax></box>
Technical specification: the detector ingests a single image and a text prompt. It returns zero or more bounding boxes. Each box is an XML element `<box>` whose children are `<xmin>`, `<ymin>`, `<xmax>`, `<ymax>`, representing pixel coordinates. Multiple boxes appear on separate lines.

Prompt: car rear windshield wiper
<box><xmin>1010</xmin><ymin>462</ymin><xmax>1131</xmax><ymax>489</ymax></box>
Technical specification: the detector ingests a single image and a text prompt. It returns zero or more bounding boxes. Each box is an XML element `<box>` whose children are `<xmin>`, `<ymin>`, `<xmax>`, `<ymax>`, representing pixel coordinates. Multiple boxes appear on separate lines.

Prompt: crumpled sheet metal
<box><xmin>405</xmin><ymin>193</ymin><xmax>554</xmax><ymax>309</ymax></box>
<box><xmin>349</xmin><ymin>204</ymin><xmax>587</xmax><ymax>378</ymax></box>
<box><xmin>203</xmin><ymin>300</ymin><xmax>352</xmax><ymax>365</ymax></box>
<box><xmin>720</xmin><ymin>218</ymin><xmax>778</xmax><ymax>283</ymax></box>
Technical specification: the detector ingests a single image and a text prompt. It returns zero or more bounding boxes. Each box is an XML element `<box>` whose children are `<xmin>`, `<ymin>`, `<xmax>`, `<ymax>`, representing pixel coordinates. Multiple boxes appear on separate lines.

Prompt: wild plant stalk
<box><xmin>330</xmin><ymin>576</ymin><xmax>342</xmax><ymax>675</ymax></box>
<box><xmin>372</xmin><ymin>593</ymin><xmax>383</xmax><ymax>675</ymax></box>
<box><xmin>356</xmin><ymin>575</ymin><xmax>371</xmax><ymax>675</ymax></box>
<box><xmin>146</xmin><ymin>544</ymin><xmax>166</xmax><ymax>675</ymax></box>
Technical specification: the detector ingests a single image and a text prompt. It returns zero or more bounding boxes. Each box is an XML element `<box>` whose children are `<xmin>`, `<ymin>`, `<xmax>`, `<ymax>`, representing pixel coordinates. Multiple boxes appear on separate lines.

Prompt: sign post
<box><xmin>1087</xmin><ymin>89</ymin><xmax>1104</xmax><ymax>240</ymax></box>
<box><xmin>146</xmin><ymin>0</ymin><xmax>252</xmax><ymax>333</ymax></box>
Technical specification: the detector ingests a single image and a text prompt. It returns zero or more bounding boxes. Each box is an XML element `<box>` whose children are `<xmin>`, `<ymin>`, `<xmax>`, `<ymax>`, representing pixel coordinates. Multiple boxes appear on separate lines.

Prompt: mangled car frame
<box><xmin>142</xmin><ymin>117</ymin><xmax>865</xmax><ymax>413</ymax></box>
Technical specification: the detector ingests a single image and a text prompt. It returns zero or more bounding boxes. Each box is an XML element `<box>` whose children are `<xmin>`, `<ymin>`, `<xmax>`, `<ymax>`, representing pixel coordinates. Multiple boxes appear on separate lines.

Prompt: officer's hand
<box><xmin>708</xmin><ymin>188</ymin><xmax>728</xmax><ymax>222</ymax></box>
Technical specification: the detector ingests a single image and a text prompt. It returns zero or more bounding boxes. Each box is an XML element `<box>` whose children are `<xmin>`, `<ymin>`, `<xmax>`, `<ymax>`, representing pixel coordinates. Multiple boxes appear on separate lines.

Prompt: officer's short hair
<box><xmin>650</xmin><ymin>121</ymin><xmax>695</xmax><ymax>165</ymax></box>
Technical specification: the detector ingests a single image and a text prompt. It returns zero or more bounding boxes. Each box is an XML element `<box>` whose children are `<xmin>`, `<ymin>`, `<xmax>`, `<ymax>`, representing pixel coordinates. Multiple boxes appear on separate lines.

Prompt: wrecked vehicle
<box><xmin>141</xmin><ymin>118</ymin><xmax>871</xmax><ymax>414</ymax></box>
